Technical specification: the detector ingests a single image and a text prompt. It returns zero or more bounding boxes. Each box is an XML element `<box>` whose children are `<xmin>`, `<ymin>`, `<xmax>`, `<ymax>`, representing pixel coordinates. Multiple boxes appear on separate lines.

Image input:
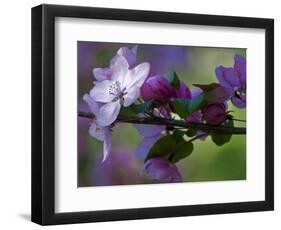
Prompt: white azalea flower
<box><xmin>90</xmin><ymin>55</ymin><xmax>150</xmax><ymax>127</ymax></box>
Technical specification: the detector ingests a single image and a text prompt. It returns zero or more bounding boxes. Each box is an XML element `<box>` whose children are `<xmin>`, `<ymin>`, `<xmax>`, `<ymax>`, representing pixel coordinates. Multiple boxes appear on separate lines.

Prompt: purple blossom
<box><xmin>134</xmin><ymin>106</ymin><xmax>172</xmax><ymax>160</ymax></box>
<box><xmin>141</xmin><ymin>75</ymin><xmax>173</xmax><ymax>103</ymax></box>
<box><xmin>93</xmin><ymin>45</ymin><xmax>138</xmax><ymax>82</ymax></box>
<box><xmin>215</xmin><ymin>54</ymin><xmax>246</xmax><ymax>108</ymax></box>
<box><xmin>90</xmin><ymin>149</ymin><xmax>148</xmax><ymax>186</ymax></box>
<box><xmin>186</xmin><ymin>111</ymin><xmax>202</xmax><ymax>123</ymax></box>
<box><xmin>158</xmin><ymin>105</ymin><xmax>172</xmax><ymax>118</ymax></box>
<box><xmin>186</xmin><ymin>111</ymin><xmax>207</xmax><ymax>140</ymax></box>
<box><xmin>134</xmin><ymin>124</ymin><xmax>166</xmax><ymax>160</ymax></box>
<box><xmin>140</xmin><ymin>157</ymin><xmax>182</xmax><ymax>183</ymax></box>
<box><xmin>202</xmin><ymin>103</ymin><xmax>227</xmax><ymax>125</ymax></box>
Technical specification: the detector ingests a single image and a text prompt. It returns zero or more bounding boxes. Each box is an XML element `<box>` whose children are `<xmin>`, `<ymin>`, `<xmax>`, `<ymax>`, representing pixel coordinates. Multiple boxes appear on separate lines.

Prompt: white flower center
<box><xmin>108</xmin><ymin>81</ymin><xmax>127</xmax><ymax>101</ymax></box>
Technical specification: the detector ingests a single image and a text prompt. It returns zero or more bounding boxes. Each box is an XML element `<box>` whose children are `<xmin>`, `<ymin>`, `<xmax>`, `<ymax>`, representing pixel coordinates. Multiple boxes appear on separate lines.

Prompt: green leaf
<box><xmin>189</xmin><ymin>93</ymin><xmax>205</xmax><ymax>113</ymax></box>
<box><xmin>146</xmin><ymin>134</ymin><xmax>194</xmax><ymax>163</ymax></box>
<box><xmin>170</xmin><ymin>142</ymin><xmax>194</xmax><ymax>163</ymax></box>
<box><xmin>186</xmin><ymin>128</ymin><xmax>198</xmax><ymax>137</ymax></box>
<box><xmin>193</xmin><ymin>83</ymin><xmax>220</xmax><ymax>91</ymax></box>
<box><xmin>211</xmin><ymin>120</ymin><xmax>234</xmax><ymax>146</ymax></box>
<box><xmin>168</xmin><ymin>71</ymin><xmax>180</xmax><ymax>89</ymax></box>
<box><xmin>146</xmin><ymin>135</ymin><xmax>177</xmax><ymax>161</ymax></box>
<box><xmin>211</xmin><ymin>134</ymin><xmax>232</xmax><ymax>146</ymax></box>
<box><xmin>119</xmin><ymin>107</ymin><xmax>137</xmax><ymax>116</ymax></box>
<box><xmin>194</xmin><ymin>83</ymin><xmax>229</xmax><ymax>103</ymax></box>
<box><xmin>225</xmin><ymin>119</ymin><xmax>234</xmax><ymax>127</ymax></box>
<box><xmin>173</xmin><ymin>99</ymin><xmax>190</xmax><ymax>118</ymax></box>
<box><xmin>131</xmin><ymin>100</ymin><xmax>153</xmax><ymax>113</ymax></box>
<box><xmin>173</xmin><ymin>94</ymin><xmax>205</xmax><ymax>118</ymax></box>
<box><xmin>172</xmin><ymin>130</ymin><xmax>185</xmax><ymax>142</ymax></box>
<box><xmin>204</xmin><ymin>87</ymin><xmax>229</xmax><ymax>103</ymax></box>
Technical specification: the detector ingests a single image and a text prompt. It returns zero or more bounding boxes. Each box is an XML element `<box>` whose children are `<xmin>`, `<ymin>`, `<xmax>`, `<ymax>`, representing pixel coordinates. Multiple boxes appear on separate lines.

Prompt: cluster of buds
<box><xmin>141</xmin><ymin>75</ymin><xmax>229</xmax><ymax>126</ymax></box>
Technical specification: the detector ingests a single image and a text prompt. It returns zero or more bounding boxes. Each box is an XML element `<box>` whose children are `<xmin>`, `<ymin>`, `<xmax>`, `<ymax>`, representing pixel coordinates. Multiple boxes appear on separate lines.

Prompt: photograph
<box><xmin>30</xmin><ymin>4</ymin><xmax>274</xmax><ymax>225</ymax></box>
<box><xmin>77</xmin><ymin>42</ymin><xmax>247</xmax><ymax>187</ymax></box>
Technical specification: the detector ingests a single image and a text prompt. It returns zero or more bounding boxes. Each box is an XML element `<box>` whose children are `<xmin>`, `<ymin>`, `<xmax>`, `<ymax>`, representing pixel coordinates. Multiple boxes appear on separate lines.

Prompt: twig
<box><xmin>78</xmin><ymin>111</ymin><xmax>246</xmax><ymax>135</ymax></box>
<box><xmin>232</xmin><ymin>118</ymin><xmax>247</xmax><ymax>122</ymax></box>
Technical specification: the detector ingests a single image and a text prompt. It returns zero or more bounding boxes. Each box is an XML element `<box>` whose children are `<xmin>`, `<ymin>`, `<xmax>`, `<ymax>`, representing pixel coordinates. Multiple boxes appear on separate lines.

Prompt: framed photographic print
<box><xmin>31</xmin><ymin>4</ymin><xmax>274</xmax><ymax>225</ymax></box>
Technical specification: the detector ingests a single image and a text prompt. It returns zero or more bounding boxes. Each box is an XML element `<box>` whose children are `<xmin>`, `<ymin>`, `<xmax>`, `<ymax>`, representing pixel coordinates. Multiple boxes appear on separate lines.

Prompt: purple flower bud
<box><xmin>172</xmin><ymin>81</ymin><xmax>192</xmax><ymax>99</ymax></box>
<box><xmin>141</xmin><ymin>75</ymin><xmax>173</xmax><ymax>103</ymax></box>
<box><xmin>202</xmin><ymin>103</ymin><xmax>227</xmax><ymax>125</ymax></box>
<box><xmin>141</xmin><ymin>157</ymin><xmax>182</xmax><ymax>183</ymax></box>
<box><xmin>186</xmin><ymin>111</ymin><xmax>202</xmax><ymax>123</ymax></box>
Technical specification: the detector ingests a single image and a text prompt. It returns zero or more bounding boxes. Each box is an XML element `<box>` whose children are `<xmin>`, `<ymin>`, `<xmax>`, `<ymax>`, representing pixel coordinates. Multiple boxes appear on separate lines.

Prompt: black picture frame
<box><xmin>31</xmin><ymin>4</ymin><xmax>274</xmax><ymax>225</ymax></box>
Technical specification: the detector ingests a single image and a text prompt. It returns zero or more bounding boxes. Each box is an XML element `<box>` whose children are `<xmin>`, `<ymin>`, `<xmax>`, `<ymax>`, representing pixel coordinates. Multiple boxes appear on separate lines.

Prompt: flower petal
<box><xmin>102</xmin><ymin>129</ymin><xmax>112</xmax><ymax>162</ymax></box>
<box><xmin>123</xmin><ymin>88</ymin><xmax>140</xmax><ymax>107</ymax></box>
<box><xmin>231</xmin><ymin>95</ymin><xmax>246</xmax><ymax>108</ymax></box>
<box><xmin>110</xmin><ymin>45</ymin><xmax>138</xmax><ymax>68</ymax></box>
<box><xmin>173</xmin><ymin>81</ymin><xmax>192</xmax><ymax>99</ymax></box>
<box><xmin>141</xmin><ymin>157</ymin><xmax>182</xmax><ymax>183</ymax></box>
<box><xmin>90</xmin><ymin>80</ymin><xmax>116</xmax><ymax>103</ymax></box>
<box><xmin>127</xmin><ymin>62</ymin><xmax>150</xmax><ymax>90</ymax></box>
<box><xmin>83</xmin><ymin>94</ymin><xmax>100</xmax><ymax>115</ymax></box>
<box><xmin>186</xmin><ymin>111</ymin><xmax>202</xmax><ymax>123</ymax></box>
<box><xmin>134</xmin><ymin>124</ymin><xmax>163</xmax><ymax>137</ymax></box>
<box><xmin>110</xmin><ymin>55</ymin><xmax>130</xmax><ymax>87</ymax></box>
<box><xmin>196</xmin><ymin>130</ymin><xmax>208</xmax><ymax>141</ymax></box>
<box><xmin>89</xmin><ymin>123</ymin><xmax>106</xmax><ymax>141</ymax></box>
<box><xmin>93</xmin><ymin>67</ymin><xmax>112</xmax><ymax>81</ymax></box>
<box><xmin>191</xmin><ymin>89</ymin><xmax>203</xmax><ymax>100</ymax></box>
<box><xmin>134</xmin><ymin>135</ymin><xmax>162</xmax><ymax>160</ymax></box>
<box><xmin>96</xmin><ymin>101</ymin><xmax>121</xmax><ymax>127</ymax></box>
<box><xmin>215</xmin><ymin>66</ymin><xmax>241</xmax><ymax>90</ymax></box>
<box><xmin>117</xmin><ymin>45</ymin><xmax>138</xmax><ymax>67</ymax></box>
<box><xmin>234</xmin><ymin>54</ymin><xmax>246</xmax><ymax>85</ymax></box>
<box><xmin>141</xmin><ymin>75</ymin><xmax>173</xmax><ymax>103</ymax></box>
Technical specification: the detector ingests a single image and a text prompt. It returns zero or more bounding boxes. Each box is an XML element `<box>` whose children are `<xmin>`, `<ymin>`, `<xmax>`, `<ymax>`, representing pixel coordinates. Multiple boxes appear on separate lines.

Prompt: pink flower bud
<box><xmin>202</xmin><ymin>103</ymin><xmax>226</xmax><ymax>125</ymax></box>
<box><xmin>141</xmin><ymin>75</ymin><xmax>173</xmax><ymax>103</ymax></box>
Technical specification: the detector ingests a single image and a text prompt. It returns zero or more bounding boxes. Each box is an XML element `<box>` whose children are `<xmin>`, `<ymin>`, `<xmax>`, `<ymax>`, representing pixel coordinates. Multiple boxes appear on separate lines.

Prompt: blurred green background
<box><xmin>78</xmin><ymin>41</ymin><xmax>246</xmax><ymax>187</ymax></box>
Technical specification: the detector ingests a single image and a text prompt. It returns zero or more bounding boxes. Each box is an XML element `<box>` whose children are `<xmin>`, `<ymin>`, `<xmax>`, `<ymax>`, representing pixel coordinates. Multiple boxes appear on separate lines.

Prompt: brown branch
<box><xmin>78</xmin><ymin>111</ymin><xmax>246</xmax><ymax>135</ymax></box>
